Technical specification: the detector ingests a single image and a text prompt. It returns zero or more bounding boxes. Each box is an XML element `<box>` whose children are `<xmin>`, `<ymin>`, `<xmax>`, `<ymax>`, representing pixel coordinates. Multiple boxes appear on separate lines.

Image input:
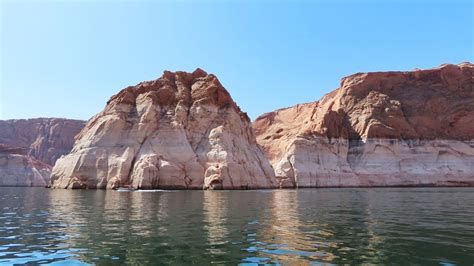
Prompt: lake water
<box><xmin>0</xmin><ymin>187</ymin><xmax>473</xmax><ymax>265</ymax></box>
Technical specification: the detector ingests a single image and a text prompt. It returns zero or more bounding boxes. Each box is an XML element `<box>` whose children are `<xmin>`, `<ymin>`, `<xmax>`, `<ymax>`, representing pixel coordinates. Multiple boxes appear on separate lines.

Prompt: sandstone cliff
<box><xmin>0</xmin><ymin>144</ymin><xmax>51</xmax><ymax>187</ymax></box>
<box><xmin>0</xmin><ymin>118</ymin><xmax>86</xmax><ymax>165</ymax></box>
<box><xmin>50</xmin><ymin>69</ymin><xmax>277</xmax><ymax>189</ymax></box>
<box><xmin>0</xmin><ymin>118</ymin><xmax>85</xmax><ymax>187</ymax></box>
<box><xmin>254</xmin><ymin>62</ymin><xmax>474</xmax><ymax>187</ymax></box>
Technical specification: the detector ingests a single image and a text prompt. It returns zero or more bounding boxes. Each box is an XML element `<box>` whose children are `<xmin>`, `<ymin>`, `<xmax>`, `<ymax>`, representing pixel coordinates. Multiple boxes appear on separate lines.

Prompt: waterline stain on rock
<box><xmin>50</xmin><ymin>69</ymin><xmax>277</xmax><ymax>190</ymax></box>
<box><xmin>253</xmin><ymin>63</ymin><xmax>474</xmax><ymax>188</ymax></box>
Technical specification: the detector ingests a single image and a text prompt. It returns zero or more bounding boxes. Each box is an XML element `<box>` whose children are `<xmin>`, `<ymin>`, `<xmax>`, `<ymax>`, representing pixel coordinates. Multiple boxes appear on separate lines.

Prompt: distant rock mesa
<box><xmin>50</xmin><ymin>69</ymin><xmax>277</xmax><ymax>189</ymax></box>
<box><xmin>253</xmin><ymin>63</ymin><xmax>474</xmax><ymax>187</ymax></box>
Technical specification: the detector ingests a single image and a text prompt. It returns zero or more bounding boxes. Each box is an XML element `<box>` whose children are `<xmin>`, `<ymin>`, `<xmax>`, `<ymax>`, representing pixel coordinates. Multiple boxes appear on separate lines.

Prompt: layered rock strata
<box><xmin>0</xmin><ymin>118</ymin><xmax>86</xmax><ymax>165</ymax></box>
<box><xmin>0</xmin><ymin>118</ymin><xmax>85</xmax><ymax>186</ymax></box>
<box><xmin>0</xmin><ymin>144</ymin><xmax>51</xmax><ymax>187</ymax></box>
<box><xmin>50</xmin><ymin>69</ymin><xmax>277</xmax><ymax>189</ymax></box>
<box><xmin>254</xmin><ymin>63</ymin><xmax>474</xmax><ymax>187</ymax></box>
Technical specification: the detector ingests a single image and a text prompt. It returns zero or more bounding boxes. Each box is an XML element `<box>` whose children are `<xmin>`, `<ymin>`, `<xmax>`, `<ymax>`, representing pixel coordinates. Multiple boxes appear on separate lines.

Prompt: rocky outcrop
<box><xmin>254</xmin><ymin>62</ymin><xmax>474</xmax><ymax>187</ymax></box>
<box><xmin>0</xmin><ymin>118</ymin><xmax>85</xmax><ymax>187</ymax></box>
<box><xmin>0</xmin><ymin>118</ymin><xmax>86</xmax><ymax>165</ymax></box>
<box><xmin>50</xmin><ymin>69</ymin><xmax>277</xmax><ymax>190</ymax></box>
<box><xmin>0</xmin><ymin>144</ymin><xmax>51</xmax><ymax>187</ymax></box>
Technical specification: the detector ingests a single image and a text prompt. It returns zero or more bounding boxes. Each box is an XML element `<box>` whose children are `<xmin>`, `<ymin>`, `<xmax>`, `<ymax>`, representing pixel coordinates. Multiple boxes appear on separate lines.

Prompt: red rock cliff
<box><xmin>254</xmin><ymin>63</ymin><xmax>474</xmax><ymax>187</ymax></box>
<box><xmin>0</xmin><ymin>144</ymin><xmax>51</xmax><ymax>187</ymax></box>
<box><xmin>0</xmin><ymin>118</ymin><xmax>86</xmax><ymax>165</ymax></box>
<box><xmin>50</xmin><ymin>69</ymin><xmax>277</xmax><ymax>189</ymax></box>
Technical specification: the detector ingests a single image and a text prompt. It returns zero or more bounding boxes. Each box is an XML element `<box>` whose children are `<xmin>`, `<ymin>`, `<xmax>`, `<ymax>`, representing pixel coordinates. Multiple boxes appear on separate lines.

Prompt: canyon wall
<box><xmin>50</xmin><ymin>69</ymin><xmax>277</xmax><ymax>189</ymax></box>
<box><xmin>0</xmin><ymin>144</ymin><xmax>51</xmax><ymax>187</ymax></box>
<box><xmin>254</xmin><ymin>63</ymin><xmax>474</xmax><ymax>187</ymax></box>
<box><xmin>0</xmin><ymin>118</ymin><xmax>86</xmax><ymax>165</ymax></box>
<box><xmin>0</xmin><ymin>118</ymin><xmax>85</xmax><ymax>186</ymax></box>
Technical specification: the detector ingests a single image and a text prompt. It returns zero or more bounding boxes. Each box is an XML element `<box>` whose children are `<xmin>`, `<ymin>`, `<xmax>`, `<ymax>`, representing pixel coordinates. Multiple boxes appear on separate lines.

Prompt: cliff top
<box><xmin>105</xmin><ymin>68</ymin><xmax>251</xmax><ymax>123</ymax></box>
<box><xmin>254</xmin><ymin>62</ymin><xmax>474</xmax><ymax>141</ymax></box>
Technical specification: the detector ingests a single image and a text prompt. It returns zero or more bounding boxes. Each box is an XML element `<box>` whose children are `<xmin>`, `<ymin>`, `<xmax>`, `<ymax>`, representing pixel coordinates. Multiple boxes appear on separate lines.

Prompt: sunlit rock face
<box><xmin>0</xmin><ymin>144</ymin><xmax>51</xmax><ymax>187</ymax></box>
<box><xmin>50</xmin><ymin>69</ymin><xmax>277</xmax><ymax>190</ymax></box>
<box><xmin>254</xmin><ymin>63</ymin><xmax>474</xmax><ymax>187</ymax></box>
<box><xmin>0</xmin><ymin>118</ymin><xmax>86</xmax><ymax>165</ymax></box>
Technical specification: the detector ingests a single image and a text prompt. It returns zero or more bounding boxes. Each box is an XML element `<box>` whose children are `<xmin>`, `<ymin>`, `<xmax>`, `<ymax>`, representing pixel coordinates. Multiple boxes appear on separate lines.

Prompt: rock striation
<box><xmin>0</xmin><ymin>118</ymin><xmax>86</xmax><ymax>165</ymax></box>
<box><xmin>50</xmin><ymin>69</ymin><xmax>277</xmax><ymax>189</ymax></box>
<box><xmin>254</xmin><ymin>63</ymin><xmax>474</xmax><ymax>187</ymax></box>
<box><xmin>0</xmin><ymin>118</ymin><xmax>85</xmax><ymax>187</ymax></box>
<box><xmin>0</xmin><ymin>144</ymin><xmax>51</xmax><ymax>187</ymax></box>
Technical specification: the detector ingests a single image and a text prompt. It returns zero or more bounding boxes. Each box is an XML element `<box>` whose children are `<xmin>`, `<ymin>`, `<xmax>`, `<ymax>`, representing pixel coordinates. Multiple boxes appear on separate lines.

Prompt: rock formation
<box><xmin>0</xmin><ymin>118</ymin><xmax>86</xmax><ymax>165</ymax></box>
<box><xmin>0</xmin><ymin>118</ymin><xmax>85</xmax><ymax>187</ymax></box>
<box><xmin>254</xmin><ymin>62</ymin><xmax>474</xmax><ymax>187</ymax></box>
<box><xmin>50</xmin><ymin>69</ymin><xmax>277</xmax><ymax>189</ymax></box>
<box><xmin>0</xmin><ymin>144</ymin><xmax>51</xmax><ymax>187</ymax></box>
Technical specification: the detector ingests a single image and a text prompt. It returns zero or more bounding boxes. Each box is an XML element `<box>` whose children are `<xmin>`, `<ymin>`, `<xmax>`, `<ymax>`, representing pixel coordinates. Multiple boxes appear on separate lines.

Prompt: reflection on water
<box><xmin>1</xmin><ymin>188</ymin><xmax>474</xmax><ymax>264</ymax></box>
<box><xmin>242</xmin><ymin>190</ymin><xmax>330</xmax><ymax>264</ymax></box>
<box><xmin>203</xmin><ymin>191</ymin><xmax>229</xmax><ymax>254</ymax></box>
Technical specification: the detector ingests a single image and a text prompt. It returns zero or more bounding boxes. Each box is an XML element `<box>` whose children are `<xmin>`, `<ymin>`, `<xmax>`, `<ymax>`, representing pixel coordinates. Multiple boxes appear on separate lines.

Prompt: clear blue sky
<box><xmin>1</xmin><ymin>0</ymin><xmax>472</xmax><ymax>121</ymax></box>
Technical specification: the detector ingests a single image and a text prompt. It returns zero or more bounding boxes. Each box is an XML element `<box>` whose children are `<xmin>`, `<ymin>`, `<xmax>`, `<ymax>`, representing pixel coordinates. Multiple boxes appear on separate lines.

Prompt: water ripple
<box><xmin>0</xmin><ymin>187</ymin><xmax>473</xmax><ymax>264</ymax></box>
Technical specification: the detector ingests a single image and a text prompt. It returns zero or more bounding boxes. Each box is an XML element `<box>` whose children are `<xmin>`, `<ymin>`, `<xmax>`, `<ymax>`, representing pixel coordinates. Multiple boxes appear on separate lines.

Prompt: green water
<box><xmin>0</xmin><ymin>187</ymin><xmax>473</xmax><ymax>265</ymax></box>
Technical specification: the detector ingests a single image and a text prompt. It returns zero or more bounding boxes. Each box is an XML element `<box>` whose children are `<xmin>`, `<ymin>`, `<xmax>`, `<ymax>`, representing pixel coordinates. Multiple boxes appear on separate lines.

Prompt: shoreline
<box><xmin>1</xmin><ymin>184</ymin><xmax>473</xmax><ymax>190</ymax></box>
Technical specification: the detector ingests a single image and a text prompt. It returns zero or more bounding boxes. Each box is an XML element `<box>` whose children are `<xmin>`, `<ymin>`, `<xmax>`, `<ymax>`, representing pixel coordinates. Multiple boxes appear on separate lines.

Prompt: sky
<box><xmin>0</xmin><ymin>0</ymin><xmax>472</xmax><ymax>121</ymax></box>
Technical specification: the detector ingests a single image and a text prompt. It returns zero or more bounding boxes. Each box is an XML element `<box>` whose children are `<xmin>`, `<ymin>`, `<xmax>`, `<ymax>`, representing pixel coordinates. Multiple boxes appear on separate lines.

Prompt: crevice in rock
<box><xmin>287</xmin><ymin>155</ymin><xmax>297</xmax><ymax>188</ymax></box>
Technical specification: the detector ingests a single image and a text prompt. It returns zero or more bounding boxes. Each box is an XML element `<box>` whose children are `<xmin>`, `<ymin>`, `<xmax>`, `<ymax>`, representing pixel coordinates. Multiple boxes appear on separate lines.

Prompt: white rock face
<box><xmin>272</xmin><ymin>137</ymin><xmax>474</xmax><ymax>187</ymax></box>
<box><xmin>0</xmin><ymin>152</ymin><xmax>51</xmax><ymax>187</ymax></box>
<box><xmin>50</xmin><ymin>69</ymin><xmax>277</xmax><ymax>189</ymax></box>
<box><xmin>254</xmin><ymin>63</ymin><xmax>474</xmax><ymax>187</ymax></box>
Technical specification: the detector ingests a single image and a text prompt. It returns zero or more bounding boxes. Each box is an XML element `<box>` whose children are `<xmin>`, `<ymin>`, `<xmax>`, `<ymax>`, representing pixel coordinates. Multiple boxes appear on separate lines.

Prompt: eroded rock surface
<box><xmin>0</xmin><ymin>118</ymin><xmax>86</xmax><ymax>165</ymax></box>
<box><xmin>0</xmin><ymin>118</ymin><xmax>85</xmax><ymax>186</ymax></box>
<box><xmin>254</xmin><ymin>62</ymin><xmax>474</xmax><ymax>187</ymax></box>
<box><xmin>0</xmin><ymin>144</ymin><xmax>51</xmax><ymax>187</ymax></box>
<box><xmin>50</xmin><ymin>69</ymin><xmax>277</xmax><ymax>189</ymax></box>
